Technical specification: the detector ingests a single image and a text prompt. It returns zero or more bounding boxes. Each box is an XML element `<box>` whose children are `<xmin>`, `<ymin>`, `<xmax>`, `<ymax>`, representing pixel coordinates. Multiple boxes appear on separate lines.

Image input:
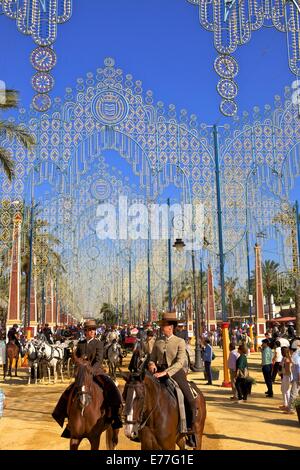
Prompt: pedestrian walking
<box><xmin>228</xmin><ymin>342</ymin><xmax>240</xmax><ymax>400</ymax></box>
<box><xmin>261</xmin><ymin>339</ymin><xmax>274</xmax><ymax>398</ymax></box>
<box><xmin>283</xmin><ymin>338</ymin><xmax>300</xmax><ymax>415</ymax></box>
<box><xmin>278</xmin><ymin>347</ymin><xmax>292</xmax><ymax>410</ymax></box>
<box><xmin>234</xmin><ymin>344</ymin><xmax>249</xmax><ymax>402</ymax></box>
<box><xmin>202</xmin><ymin>338</ymin><xmax>213</xmax><ymax>385</ymax></box>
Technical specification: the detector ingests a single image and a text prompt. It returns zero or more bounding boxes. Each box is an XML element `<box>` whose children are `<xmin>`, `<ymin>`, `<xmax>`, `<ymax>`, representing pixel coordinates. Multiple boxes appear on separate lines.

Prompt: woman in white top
<box><xmin>279</xmin><ymin>347</ymin><xmax>292</xmax><ymax>410</ymax></box>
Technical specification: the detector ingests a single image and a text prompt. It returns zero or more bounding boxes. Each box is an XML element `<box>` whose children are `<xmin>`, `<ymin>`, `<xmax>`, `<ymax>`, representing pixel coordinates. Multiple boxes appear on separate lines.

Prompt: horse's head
<box><xmin>25</xmin><ymin>341</ymin><xmax>36</xmax><ymax>358</ymax></box>
<box><xmin>73</xmin><ymin>358</ymin><xmax>96</xmax><ymax>412</ymax></box>
<box><xmin>122</xmin><ymin>371</ymin><xmax>145</xmax><ymax>441</ymax></box>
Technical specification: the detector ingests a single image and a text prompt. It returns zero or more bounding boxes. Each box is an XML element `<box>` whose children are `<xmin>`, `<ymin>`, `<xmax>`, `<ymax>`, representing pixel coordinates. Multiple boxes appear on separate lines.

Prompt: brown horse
<box><xmin>4</xmin><ymin>341</ymin><xmax>20</xmax><ymax>379</ymax></box>
<box><xmin>123</xmin><ymin>371</ymin><xmax>206</xmax><ymax>450</ymax></box>
<box><xmin>67</xmin><ymin>358</ymin><xmax>119</xmax><ymax>450</ymax></box>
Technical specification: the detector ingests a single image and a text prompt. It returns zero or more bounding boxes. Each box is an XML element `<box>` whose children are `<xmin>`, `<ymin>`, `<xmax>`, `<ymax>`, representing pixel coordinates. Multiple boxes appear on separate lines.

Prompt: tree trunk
<box><xmin>268</xmin><ymin>294</ymin><xmax>272</xmax><ymax>322</ymax></box>
<box><xmin>230</xmin><ymin>297</ymin><xmax>234</xmax><ymax>318</ymax></box>
<box><xmin>24</xmin><ymin>272</ymin><xmax>29</xmax><ymax>327</ymax></box>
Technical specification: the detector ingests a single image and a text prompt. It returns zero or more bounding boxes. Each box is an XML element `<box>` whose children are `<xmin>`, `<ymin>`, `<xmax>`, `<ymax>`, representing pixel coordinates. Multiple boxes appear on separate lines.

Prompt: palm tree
<box><xmin>0</xmin><ymin>89</ymin><xmax>35</xmax><ymax>180</ymax></box>
<box><xmin>262</xmin><ymin>260</ymin><xmax>279</xmax><ymax>321</ymax></box>
<box><xmin>100</xmin><ymin>303</ymin><xmax>115</xmax><ymax>324</ymax></box>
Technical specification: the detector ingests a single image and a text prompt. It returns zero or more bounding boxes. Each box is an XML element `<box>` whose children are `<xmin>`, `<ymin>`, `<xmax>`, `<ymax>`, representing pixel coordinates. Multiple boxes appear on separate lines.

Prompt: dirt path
<box><xmin>0</xmin><ymin>350</ymin><xmax>299</xmax><ymax>450</ymax></box>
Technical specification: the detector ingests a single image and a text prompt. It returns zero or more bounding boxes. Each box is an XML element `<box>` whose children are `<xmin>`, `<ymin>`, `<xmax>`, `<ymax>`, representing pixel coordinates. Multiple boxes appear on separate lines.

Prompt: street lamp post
<box><xmin>213</xmin><ymin>125</ymin><xmax>231</xmax><ymax>387</ymax></box>
<box><xmin>121</xmin><ymin>268</ymin><xmax>124</xmax><ymax>324</ymax></box>
<box><xmin>200</xmin><ymin>258</ymin><xmax>204</xmax><ymax>333</ymax></box>
<box><xmin>26</xmin><ymin>173</ymin><xmax>34</xmax><ymax>332</ymax></box>
<box><xmin>147</xmin><ymin>226</ymin><xmax>151</xmax><ymax>322</ymax></box>
<box><xmin>192</xmin><ymin>249</ymin><xmax>202</xmax><ymax>371</ymax></box>
<box><xmin>167</xmin><ymin>198</ymin><xmax>172</xmax><ymax>312</ymax></box>
<box><xmin>129</xmin><ymin>251</ymin><xmax>132</xmax><ymax>324</ymax></box>
<box><xmin>295</xmin><ymin>200</ymin><xmax>300</xmax><ymax>335</ymax></box>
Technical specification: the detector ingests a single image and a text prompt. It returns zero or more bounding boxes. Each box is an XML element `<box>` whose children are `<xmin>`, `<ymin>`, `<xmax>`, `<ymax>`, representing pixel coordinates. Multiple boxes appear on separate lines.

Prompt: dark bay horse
<box><xmin>4</xmin><ymin>341</ymin><xmax>20</xmax><ymax>379</ymax></box>
<box><xmin>67</xmin><ymin>359</ymin><xmax>119</xmax><ymax>450</ymax></box>
<box><xmin>123</xmin><ymin>371</ymin><xmax>206</xmax><ymax>450</ymax></box>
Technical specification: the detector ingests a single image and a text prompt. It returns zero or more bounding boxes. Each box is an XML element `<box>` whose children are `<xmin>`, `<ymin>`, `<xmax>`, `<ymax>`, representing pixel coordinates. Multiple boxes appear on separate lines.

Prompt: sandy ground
<box><xmin>0</xmin><ymin>349</ymin><xmax>299</xmax><ymax>450</ymax></box>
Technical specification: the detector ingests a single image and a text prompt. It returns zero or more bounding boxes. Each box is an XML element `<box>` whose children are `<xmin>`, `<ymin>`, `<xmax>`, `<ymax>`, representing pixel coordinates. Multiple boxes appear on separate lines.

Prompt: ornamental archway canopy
<box><xmin>1</xmin><ymin>57</ymin><xmax>300</xmax><ymax>316</ymax></box>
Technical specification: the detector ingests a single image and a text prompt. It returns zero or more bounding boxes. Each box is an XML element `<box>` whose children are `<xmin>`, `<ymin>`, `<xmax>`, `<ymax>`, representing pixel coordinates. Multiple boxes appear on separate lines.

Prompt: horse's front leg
<box><xmin>48</xmin><ymin>364</ymin><xmax>51</xmax><ymax>384</ymax></box>
<box><xmin>140</xmin><ymin>428</ymin><xmax>170</xmax><ymax>450</ymax></box>
<box><xmin>39</xmin><ymin>362</ymin><xmax>44</xmax><ymax>384</ymax></box>
<box><xmin>53</xmin><ymin>363</ymin><xmax>57</xmax><ymax>384</ymax></box>
<box><xmin>89</xmin><ymin>434</ymin><xmax>101</xmax><ymax>450</ymax></box>
<box><xmin>106</xmin><ymin>427</ymin><xmax>119</xmax><ymax>450</ymax></box>
<box><xmin>70</xmin><ymin>438</ymin><xmax>82</xmax><ymax>451</ymax></box>
<box><xmin>60</xmin><ymin>362</ymin><xmax>64</xmax><ymax>383</ymax></box>
<box><xmin>28</xmin><ymin>365</ymin><xmax>31</xmax><ymax>385</ymax></box>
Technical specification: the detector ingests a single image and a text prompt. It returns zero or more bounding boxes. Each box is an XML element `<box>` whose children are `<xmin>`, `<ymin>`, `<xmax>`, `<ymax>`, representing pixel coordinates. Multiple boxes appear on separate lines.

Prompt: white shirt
<box><xmin>273</xmin><ymin>346</ymin><xmax>283</xmax><ymax>363</ymax></box>
<box><xmin>228</xmin><ymin>350</ymin><xmax>240</xmax><ymax>370</ymax></box>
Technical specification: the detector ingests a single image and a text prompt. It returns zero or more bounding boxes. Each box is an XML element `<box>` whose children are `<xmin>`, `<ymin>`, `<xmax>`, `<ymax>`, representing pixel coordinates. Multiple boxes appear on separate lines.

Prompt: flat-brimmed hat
<box><xmin>84</xmin><ymin>319</ymin><xmax>97</xmax><ymax>330</ymax></box>
<box><xmin>158</xmin><ymin>312</ymin><xmax>178</xmax><ymax>326</ymax></box>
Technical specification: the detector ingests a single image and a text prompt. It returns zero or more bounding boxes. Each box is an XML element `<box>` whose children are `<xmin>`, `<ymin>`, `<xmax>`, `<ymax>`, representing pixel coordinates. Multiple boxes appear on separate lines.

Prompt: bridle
<box><xmin>124</xmin><ymin>379</ymin><xmax>159</xmax><ymax>432</ymax></box>
<box><xmin>75</xmin><ymin>385</ymin><xmax>92</xmax><ymax>416</ymax></box>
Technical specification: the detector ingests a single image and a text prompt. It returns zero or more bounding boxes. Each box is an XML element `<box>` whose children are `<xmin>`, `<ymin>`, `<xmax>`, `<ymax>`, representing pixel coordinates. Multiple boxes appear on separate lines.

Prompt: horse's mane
<box><xmin>143</xmin><ymin>370</ymin><xmax>162</xmax><ymax>387</ymax></box>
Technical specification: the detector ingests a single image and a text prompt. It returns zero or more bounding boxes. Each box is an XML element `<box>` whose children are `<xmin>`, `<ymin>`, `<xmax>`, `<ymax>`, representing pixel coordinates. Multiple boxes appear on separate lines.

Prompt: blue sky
<box><xmin>0</xmin><ymin>1</ymin><xmax>296</xmax><ymax>123</ymax></box>
<box><xmin>0</xmin><ymin>0</ymin><xmax>299</xmax><ymax>229</ymax></box>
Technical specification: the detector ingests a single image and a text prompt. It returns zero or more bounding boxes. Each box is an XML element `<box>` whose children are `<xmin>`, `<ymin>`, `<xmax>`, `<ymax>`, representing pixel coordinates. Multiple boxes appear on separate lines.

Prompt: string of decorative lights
<box><xmin>187</xmin><ymin>0</ymin><xmax>300</xmax><ymax>116</ymax></box>
<box><xmin>0</xmin><ymin>0</ymin><xmax>73</xmax><ymax>112</ymax></box>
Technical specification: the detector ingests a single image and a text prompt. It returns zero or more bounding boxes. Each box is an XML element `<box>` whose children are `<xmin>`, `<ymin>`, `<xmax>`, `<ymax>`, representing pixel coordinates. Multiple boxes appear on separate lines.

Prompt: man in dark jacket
<box><xmin>7</xmin><ymin>324</ymin><xmax>21</xmax><ymax>351</ymax></box>
<box><xmin>42</xmin><ymin>324</ymin><xmax>53</xmax><ymax>344</ymax></box>
<box><xmin>52</xmin><ymin>319</ymin><xmax>122</xmax><ymax>436</ymax></box>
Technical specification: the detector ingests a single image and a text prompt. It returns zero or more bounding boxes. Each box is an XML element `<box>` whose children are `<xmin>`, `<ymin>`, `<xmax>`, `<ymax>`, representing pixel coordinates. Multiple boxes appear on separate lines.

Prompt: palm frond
<box><xmin>0</xmin><ymin>121</ymin><xmax>36</xmax><ymax>148</ymax></box>
<box><xmin>0</xmin><ymin>89</ymin><xmax>19</xmax><ymax>110</ymax></box>
<box><xmin>0</xmin><ymin>146</ymin><xmax>15</xmax><ymax>180</ymax></box>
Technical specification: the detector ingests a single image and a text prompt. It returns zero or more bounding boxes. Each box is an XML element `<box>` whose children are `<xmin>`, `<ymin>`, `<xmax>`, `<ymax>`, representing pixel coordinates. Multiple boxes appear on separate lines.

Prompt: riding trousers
<box><xmin>168</xmin><ymin>369</ymin><xmax>197</xmax><ymax>428</ymax></box>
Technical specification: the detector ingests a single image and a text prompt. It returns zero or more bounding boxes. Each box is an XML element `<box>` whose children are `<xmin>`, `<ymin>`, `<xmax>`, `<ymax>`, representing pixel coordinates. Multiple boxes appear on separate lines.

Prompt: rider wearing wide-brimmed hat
<box><xmin>148</xmin><ymin>312</ymin><xmax>197</xmax><ymax>445</ymax></box>
<box><xmin>52</xmin><ymin>319</ymin><xmax>123</xmax><ymax>436</ymax></box>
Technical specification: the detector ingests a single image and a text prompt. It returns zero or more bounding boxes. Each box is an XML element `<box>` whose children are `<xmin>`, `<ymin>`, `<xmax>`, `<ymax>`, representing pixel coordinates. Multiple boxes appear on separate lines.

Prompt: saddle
<box><xmin>163</xmin><ymin>378</ymin><xmax>199</xmax><ymax>435</ymax></box>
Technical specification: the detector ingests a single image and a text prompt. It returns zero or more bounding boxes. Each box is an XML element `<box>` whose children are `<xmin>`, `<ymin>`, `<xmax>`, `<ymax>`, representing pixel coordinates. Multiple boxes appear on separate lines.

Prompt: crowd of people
<box><xmin>225</xmin><ymin>323</ymin><xmax>300</xmax><ymax>413</ymax></box>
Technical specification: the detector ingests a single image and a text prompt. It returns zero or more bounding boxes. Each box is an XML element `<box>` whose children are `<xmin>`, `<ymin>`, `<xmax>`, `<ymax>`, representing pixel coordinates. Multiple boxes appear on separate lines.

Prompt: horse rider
<box><xmin>42</xmin><ymin>323</ymin><xmax>53</xmax><ymax>344</ymax></box>
<box><xmin>7</xmin><ymin>324</ymin><xmax>21</xmax><ymax>351</ymax></box>
<box><xmin>52</xmin><ymin>319</ymin><xmax>123</xmax><ymax>436</ymax></box>
<box><xmin>148</xmin><ymin>312</ymin><xmax>197</xmax><ymax>447</ymax></box>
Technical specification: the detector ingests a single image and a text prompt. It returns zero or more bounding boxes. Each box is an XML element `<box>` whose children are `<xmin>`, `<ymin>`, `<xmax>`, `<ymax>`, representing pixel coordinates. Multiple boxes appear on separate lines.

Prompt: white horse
<box><xmin>107</xmin><ymin>340</ymin><xmax>122</xmax><ymax>380</ymax></box>
<box><xmin>24</xmin><ymin>340</ymin><xmax>42</xmax><ymax>385</ymax></box>
<box><xmin>39</xmin><ymin>342</ymin><xmax>64</xmax><ymax>384</ymax></box>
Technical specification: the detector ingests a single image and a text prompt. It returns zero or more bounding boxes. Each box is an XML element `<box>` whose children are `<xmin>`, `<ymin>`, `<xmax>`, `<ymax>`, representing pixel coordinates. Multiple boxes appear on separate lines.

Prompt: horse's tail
<box><xmin>105</xmin><ymin>426</ymin><xmax>119</xmax><ymax>450</ymax></box>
